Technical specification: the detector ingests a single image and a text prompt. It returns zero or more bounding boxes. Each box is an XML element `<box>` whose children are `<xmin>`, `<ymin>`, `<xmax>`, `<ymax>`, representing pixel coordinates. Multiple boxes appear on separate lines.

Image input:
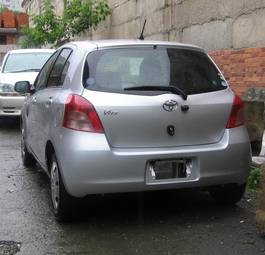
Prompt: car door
<box><xmin>27</xmin><ymin>51</ymin><xmax>60</xmax><ymax>161</ymax></box>
<box><xmin>35</xmin><ymin>48</ymin><xmax>73</xmax><ymax>164</ymax></box>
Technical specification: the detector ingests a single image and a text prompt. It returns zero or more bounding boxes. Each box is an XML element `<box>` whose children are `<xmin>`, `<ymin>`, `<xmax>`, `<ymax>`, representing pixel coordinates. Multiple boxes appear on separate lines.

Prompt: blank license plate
<box><xmin>151</xmin><ymin>160</ymin><xmax>188</xmax><ymax>180</ymax></box>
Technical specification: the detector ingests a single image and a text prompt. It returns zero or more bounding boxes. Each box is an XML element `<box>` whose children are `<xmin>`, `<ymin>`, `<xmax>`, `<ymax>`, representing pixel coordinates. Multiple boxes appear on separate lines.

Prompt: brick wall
<box><xmin>210</xmin><ymin>47</ymin><xmax>265</xmax><ymax>96</ymax></box>
<box><xmin>6</xmin><ymin>35</ymin><xmax>18</xmax><ymax>44</ymax></box>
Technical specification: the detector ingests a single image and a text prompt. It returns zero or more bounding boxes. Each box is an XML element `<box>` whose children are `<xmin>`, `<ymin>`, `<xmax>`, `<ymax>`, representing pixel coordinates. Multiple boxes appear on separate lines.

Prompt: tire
<box><xmin>49</xmin><ymin>154</ymin><xmax>76</xmax><ymax>222</ymax></box>
<box><xmin>209</xmin><ymin>184</ymin><xmax>246</xmax><ymax>205</ymax></box>
<box><xmin>251</xmin><ymin>141</ymin><xmax>262</xmax><ymax>156</ymax></box>
<box><xmin>21</xmin><ymin>124</ymin><xmax>36</xmax><ymax>167</ymax></box>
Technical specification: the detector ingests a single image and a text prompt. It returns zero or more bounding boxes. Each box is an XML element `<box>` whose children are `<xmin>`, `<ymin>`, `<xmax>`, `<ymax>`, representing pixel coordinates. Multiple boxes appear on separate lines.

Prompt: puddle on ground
<box><xmin>0</xmin><ymin>241</ymin><xmax>21</xmax><ymax>255</ymax></box>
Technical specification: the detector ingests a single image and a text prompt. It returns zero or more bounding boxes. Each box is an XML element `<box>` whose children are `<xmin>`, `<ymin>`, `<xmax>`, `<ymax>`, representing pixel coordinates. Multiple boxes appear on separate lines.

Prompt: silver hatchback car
<box><xmin>15</xmin><ymin>40</ymin><xmax>251</xmax><ymax>220</ymax></box>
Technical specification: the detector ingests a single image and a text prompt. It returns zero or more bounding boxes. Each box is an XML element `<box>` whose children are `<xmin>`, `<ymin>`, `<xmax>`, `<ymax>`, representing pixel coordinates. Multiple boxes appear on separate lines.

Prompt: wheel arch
<box><xmin>45</xmin><ymin>140</ymin><xmax>73</xmax><ymax>198</ymax></box>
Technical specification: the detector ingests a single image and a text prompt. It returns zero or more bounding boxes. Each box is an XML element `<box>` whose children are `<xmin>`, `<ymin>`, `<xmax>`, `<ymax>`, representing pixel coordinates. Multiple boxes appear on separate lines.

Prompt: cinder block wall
<box><xmin>88</xmin><ymin>0</ymin><xmax>265</xmax><ymax>95</ymax></box>
<box><xmin>92</xmin><ymin>0</ymin><xmax>265</xmax><ymax>51</ymax></box>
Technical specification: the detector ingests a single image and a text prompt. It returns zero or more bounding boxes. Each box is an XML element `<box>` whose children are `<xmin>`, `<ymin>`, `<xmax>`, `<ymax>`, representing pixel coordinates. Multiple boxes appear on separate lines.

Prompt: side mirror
<box><xmin>14</xmin><ymin>81</ymin><xmax>31</xmax><ymax>94</ymax></box>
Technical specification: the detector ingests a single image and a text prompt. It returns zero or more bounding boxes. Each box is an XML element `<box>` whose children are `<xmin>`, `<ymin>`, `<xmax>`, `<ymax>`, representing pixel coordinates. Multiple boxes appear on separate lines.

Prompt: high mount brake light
<box><xmin>63</xmin><ymin>94</ymin><xmax>104</xmax><ymax>133</ymax></box>
<box><xmin>226</xmin><ymin>94</ymin><xmax>244</xmax><ymax>129</ymax></box>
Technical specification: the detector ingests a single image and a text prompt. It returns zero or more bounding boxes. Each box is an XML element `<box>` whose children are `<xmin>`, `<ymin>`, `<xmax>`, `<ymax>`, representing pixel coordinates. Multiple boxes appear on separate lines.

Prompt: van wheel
<box><xmin>50</xmin><ymin>154</ymin><xmax>75</xmax><ymax>222</ymax></box>
<box><xmin>21</xmin><ymin>125</ymin><xmax>36</xmax><ymax>167</ymax></box>
<box><xmin>209</xmin><ymin>184</ymin><xmax>246</xmax><ymax>205</ymax></box>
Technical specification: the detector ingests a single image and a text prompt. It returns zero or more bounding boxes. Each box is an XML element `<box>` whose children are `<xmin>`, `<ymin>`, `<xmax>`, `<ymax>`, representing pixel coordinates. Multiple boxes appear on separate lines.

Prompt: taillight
<box><xmin>63</xmin><ymin>94</ymin><xmax>104</xmax><ymax>133</ymax></box>
<box><xmin>226</xmin><ymin>94</ymin><xmax>244</xmax><ymax>129</ymax></box>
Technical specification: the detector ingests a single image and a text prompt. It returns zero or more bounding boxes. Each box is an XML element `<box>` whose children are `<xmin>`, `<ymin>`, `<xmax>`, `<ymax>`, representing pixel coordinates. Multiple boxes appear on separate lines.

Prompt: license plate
<box><xmin>151</xmin><ymin>160</ymin><xmax>190</xmax><ymax>180</ymax></box>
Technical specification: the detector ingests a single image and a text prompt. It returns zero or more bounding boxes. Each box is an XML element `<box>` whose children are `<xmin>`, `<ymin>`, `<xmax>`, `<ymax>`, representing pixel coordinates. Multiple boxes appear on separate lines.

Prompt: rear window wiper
<box><xmin>124</xmin><ymin>85</ymin><xmax>188</xmax><ymax>100</ymax></box>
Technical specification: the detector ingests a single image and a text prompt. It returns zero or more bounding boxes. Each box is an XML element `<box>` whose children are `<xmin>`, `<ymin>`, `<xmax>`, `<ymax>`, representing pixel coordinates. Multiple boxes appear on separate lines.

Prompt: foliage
<box><xmin>0</xmin><ymin>6</ymin><xmax>8</xmax><ymax>13</ymax></box>
<box><xmin>247</xmin><ymin>166</ymin><xmax>262</xmax><ymax>191</ymax></box>
<box><xmin>21</xmin><ymin>0</ymin><xmax>111</xmax><ymax>48</ymax></box>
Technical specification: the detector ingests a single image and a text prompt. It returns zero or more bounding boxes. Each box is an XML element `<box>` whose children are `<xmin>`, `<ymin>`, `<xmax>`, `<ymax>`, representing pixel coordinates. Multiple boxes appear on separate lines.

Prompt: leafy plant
<box><xmin>21</xmin><ymin>0</ymin><xmax>111</xmax><ymax>48</ymax></box>
<box><xmin>0</xmin><ymin>6</ymin><xmax>8</xmax><ymax>13</ymax></box>
<box><xmin>248</xmin><ymin>166</ymin><xmax>262</xmax><ymax>191</ymax></box>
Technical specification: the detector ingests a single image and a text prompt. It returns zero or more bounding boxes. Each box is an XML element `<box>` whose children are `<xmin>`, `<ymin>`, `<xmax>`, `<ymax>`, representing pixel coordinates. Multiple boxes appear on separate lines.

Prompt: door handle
<box><xmin>32</xmin><ymin>97</ymin><xmax>37</xmax><ymax>104</ymax></box>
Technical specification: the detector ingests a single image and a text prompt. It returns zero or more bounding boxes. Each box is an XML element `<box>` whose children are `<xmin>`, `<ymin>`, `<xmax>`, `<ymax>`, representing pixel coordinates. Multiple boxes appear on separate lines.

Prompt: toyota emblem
<box><xmin>163</xmin><ymin>100</ymin><xmax>178</xmax><ymax>112</ymax></box>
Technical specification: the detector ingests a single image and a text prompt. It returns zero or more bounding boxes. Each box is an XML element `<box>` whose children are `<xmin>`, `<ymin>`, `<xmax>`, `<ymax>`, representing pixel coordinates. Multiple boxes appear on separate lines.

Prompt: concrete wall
<box><xmin>91</xmin><ymin>0</ymin><xmax>265</xmax><ymax>51</ymax></box>
<box><xmin>23</xmin><ymin>0</ymin><xmax>265</xmax><ymax>51</ymax></box>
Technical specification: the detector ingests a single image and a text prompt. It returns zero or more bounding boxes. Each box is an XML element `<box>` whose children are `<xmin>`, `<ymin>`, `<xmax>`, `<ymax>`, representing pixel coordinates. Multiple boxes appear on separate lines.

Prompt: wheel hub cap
<box><xmin>51</xmin><ymin>161</ymin><xmax>60</xmax><ymax>210</ymax></box>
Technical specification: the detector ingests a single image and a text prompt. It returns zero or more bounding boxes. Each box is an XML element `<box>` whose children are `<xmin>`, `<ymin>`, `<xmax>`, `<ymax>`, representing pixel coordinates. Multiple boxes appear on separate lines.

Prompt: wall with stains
<box><xmin>24</xmin><ymin>0</ymin><xmax>265</xmax><ymax>51</ymax></box>
<box><xmin>90</xmin><ymin>0</ymin><xmax>265</xmax><ymax>51</ymax></box>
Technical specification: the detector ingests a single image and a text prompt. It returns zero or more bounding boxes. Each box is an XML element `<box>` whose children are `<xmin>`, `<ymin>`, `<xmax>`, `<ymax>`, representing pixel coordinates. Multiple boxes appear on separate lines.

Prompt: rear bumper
<box><xmin>0</xmin><ymin>95</ymin><xmax>25</xmax><ymax>116</ymax></box>
<box><xmin>53</xmin><ymin>127</ymin><xmax>251</xmax><ymax>197</ymax></box>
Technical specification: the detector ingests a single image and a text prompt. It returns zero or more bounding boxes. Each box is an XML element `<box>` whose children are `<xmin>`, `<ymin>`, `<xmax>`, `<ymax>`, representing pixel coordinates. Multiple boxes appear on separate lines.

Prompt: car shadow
<box><xmin>61</xmin><ymin>189</ymin><xmax>240</xmax><ymax>226</ymax></box>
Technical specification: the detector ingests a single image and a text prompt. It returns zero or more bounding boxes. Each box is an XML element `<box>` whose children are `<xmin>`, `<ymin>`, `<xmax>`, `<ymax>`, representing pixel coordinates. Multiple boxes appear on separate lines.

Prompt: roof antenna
<box><xmin>139</xmin><ymin>19</ymin><xmax>147</xmax><ymax>40</ymax></box>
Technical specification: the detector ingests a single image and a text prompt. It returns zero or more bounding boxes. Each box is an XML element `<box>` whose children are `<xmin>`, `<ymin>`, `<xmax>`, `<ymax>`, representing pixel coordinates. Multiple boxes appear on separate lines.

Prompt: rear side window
<box><xmin>47</xmin><ymin>48</ymin><xmax>72</xmax><ymax>87</ymax></box>
<box><xmin>83</xmin><ymin>47</ymin><xmax>227</xmax><ymax>95</ymax></box>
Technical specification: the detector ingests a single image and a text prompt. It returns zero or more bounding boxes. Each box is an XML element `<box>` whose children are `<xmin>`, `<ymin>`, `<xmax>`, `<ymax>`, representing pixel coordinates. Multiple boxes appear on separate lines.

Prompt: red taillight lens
<box><xmin>63</xmin><ymin>94</ymin><xmax>104</xmax><ymax>133</ymax></box>
<box><xmin>226</xmin><ymin>94</ymin><xmax>244</xmax><ymax>129</ymax></box>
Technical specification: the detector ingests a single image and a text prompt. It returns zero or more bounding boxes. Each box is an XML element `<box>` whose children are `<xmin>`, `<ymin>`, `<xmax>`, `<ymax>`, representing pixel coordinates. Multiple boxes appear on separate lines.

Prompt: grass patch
<box><xmin>248</xmin><ymin>166</ymin><xmax>262</xmax><ymax>191</ymax></box>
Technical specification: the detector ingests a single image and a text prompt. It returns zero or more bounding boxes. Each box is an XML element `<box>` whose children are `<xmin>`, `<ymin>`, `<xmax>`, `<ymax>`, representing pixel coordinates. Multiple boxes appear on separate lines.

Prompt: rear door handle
<box><xmin>32</xmin><ymin>97</ymin><xmax>37</xmax><ymax>104</ymax></box>
<box><xmin>45</xmin><ymin>96</ymin><xmax>53</xmax><ymax>108</ymax></box>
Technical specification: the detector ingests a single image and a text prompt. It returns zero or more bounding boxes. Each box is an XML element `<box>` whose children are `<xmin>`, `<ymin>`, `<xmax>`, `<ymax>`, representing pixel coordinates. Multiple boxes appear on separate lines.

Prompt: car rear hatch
<box><xmin>82</xmin><ymin>45</ymin><xmax>233</xmax><ymax>148</ymax></box>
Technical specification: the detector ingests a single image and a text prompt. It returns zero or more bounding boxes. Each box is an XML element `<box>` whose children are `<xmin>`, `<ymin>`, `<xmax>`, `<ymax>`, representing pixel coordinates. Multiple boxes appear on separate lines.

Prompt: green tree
<box><xmin>22</xmin><ymin>0</ymin><xmax>111</xmax><ymax>48</ymax></box>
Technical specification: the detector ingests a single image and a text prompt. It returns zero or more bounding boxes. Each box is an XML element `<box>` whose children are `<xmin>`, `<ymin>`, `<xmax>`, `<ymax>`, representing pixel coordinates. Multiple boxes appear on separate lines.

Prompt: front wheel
<box><xmin>209</xmin><ymin>184</ymin><xmax>246</xmax><ymax>205</ymax></box>
<box><xmin>50</xmin><ymin>154</ymin><xmax>76</xmax><ymax>221</ymax></box>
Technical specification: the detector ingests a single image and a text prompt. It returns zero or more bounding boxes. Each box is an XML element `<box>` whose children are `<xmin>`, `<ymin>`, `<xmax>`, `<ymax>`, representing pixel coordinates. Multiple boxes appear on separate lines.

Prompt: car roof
<box><xmin>8</xmin><ymin>49</ymin><xmax>55</xmax><ymax>54</ymax></box>
<box><xmin>66</xmin><ymin>39</ymin><xmax>205</xmax><ymax>52</ymax></box>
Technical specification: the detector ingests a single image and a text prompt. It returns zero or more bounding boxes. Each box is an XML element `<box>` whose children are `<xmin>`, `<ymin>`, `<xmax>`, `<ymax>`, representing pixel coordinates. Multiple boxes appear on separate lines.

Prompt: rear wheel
<box><xmin>50</xmin><ymin>154</ymin><xmax>76</xmax><ymax>221</ymax></box>
<box><xmin>21</xmin><ymin>124</ymin><xmax>36</xmax><ymax>167</ymax></box>
<box><xmin>209</xmin><ymin>184</ymin><xmax>246</xmax><ymax>205</ymax></box>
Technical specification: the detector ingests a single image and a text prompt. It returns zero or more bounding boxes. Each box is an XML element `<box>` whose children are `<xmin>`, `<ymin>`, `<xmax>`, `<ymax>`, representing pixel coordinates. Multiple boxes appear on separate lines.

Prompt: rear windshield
<box><xmin>83</xmin><ymin>47</ymin><xmax>227</xmax><ymax>95</ymax></box>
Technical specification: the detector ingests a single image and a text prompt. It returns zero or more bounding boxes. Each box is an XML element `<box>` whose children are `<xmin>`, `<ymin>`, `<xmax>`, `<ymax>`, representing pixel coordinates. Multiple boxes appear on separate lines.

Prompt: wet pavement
<box><xmin>0</xmin><ymin>118</ymin><xmax>264</xmax><ymax>255</ymax></box>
